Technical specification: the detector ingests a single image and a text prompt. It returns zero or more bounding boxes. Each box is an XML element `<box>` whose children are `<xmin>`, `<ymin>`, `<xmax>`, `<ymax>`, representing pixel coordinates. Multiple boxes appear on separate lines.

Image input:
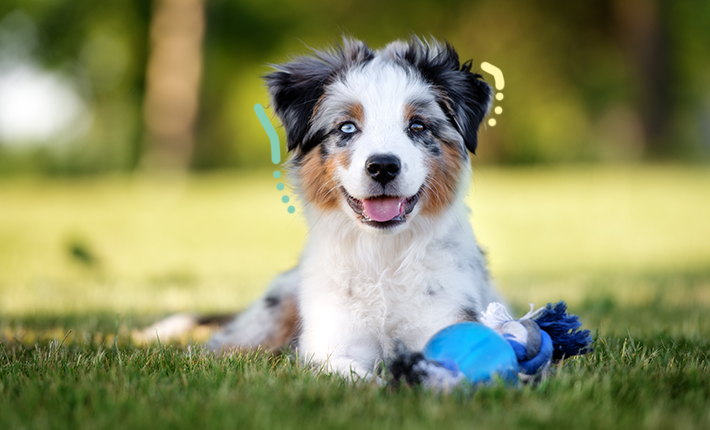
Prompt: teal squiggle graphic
<box><xmin>254</xmin><ymin>103</ymin><xmax>281</xmax><ymax>164</ymax></box>
<box><xmin>254</xmin><ymin>103</ymin><xmax>295</xmax><ymax>214</ymax></box>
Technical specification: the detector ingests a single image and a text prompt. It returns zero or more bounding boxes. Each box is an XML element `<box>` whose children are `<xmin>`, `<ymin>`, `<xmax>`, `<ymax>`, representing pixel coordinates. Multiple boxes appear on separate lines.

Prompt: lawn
<box><xmin>1</xmin><ymin>165</ymin><xmax>709</xmax><ymax>429</ymax></box>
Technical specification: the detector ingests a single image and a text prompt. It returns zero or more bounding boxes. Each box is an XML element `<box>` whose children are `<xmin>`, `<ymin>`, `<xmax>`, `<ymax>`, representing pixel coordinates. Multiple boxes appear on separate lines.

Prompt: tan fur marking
<box><xmin>403</xmin><ymin>103</ymin><xmax>417</xmax><ymax>123</ymax></box>
<box><xmin>218</xmin><ymin>295</ymin><xmax>300</xmax><ymax>355</ymax></box>
<box><xmin>346</xmin><ymin>102</ymin><xmax>365</xmax><ymax>125</ymax></box>
<box><xmin>420</xmin><ymin>142</ymin><xmax>463</xmax><ymax>216</ymax></box>
<box><xmin>335</xmin><ymin>148</ymin><xmax>352</xmax><ymax>170</ymax></box>
<box><xmin>298</xmin><ymin>145</ymin><xmax>351</xmax><ymax>211</ymax></box>
<box><xmin>263</xmin><ymin>294</ymin><xmax>300</xmax><ymax>351</ymax></box>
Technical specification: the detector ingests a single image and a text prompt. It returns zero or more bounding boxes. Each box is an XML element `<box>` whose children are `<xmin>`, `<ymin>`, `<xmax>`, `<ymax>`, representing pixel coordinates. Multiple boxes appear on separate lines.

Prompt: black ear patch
<box><xmin>402</xmin><ymin>39</ymin><xmax>492</xmax><ymax>154</ymax></box>
<box><xmin>264</xmin><ymin>40</ymin><xmax>374</xmax><ymax>155</ymax></box>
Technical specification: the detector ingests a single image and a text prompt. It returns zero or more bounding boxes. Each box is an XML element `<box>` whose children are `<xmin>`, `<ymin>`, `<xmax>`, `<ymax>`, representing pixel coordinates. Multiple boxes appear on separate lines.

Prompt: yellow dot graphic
<box><xmin>495</xmin><ymin>106</ymin><xmax>503</xmax><ymax>115</ymax></box>
<box><xmin>496</xmin><ymin>93</ymin><xmax>504</xmax><ymax>101</ymax></box>
<box><xmin>488</xmin><ymin>118</ymin><xmax>497</xmax><ymax>126</ymax></box>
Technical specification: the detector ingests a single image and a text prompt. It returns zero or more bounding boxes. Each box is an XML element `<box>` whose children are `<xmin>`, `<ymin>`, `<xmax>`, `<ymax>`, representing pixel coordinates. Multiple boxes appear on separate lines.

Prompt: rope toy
<box><xmin>389</xmin><ymin>301</ymin><xmax>593</xmax><ymax>390</ymax></box>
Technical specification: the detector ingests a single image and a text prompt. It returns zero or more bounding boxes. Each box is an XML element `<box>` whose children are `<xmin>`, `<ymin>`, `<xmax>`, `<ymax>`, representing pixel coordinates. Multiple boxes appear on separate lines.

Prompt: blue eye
<box><xmin>339</xmin><ymin>122</ymin><xmax>358</xmax><ymax>134</ymax></box>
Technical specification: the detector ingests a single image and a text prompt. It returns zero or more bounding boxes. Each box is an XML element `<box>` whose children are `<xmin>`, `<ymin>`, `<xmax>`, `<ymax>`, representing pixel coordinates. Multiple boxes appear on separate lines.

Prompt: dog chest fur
<box><xmin>296</xmin><ymin>199</ymin><xmax>492</xmax><ymax>373</ymax></box>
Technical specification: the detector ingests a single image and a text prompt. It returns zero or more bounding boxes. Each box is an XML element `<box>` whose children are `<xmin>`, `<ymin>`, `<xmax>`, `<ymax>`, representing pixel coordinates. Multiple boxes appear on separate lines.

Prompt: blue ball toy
<box><xmin>422</xmin><ymin>322</ymin><xmax>518</xmax><ymax>384</ymax></box>
<box><xmin>389</xmin><ymin>301</ymin><xmax>593</xmax><ymax>390</ymax></box>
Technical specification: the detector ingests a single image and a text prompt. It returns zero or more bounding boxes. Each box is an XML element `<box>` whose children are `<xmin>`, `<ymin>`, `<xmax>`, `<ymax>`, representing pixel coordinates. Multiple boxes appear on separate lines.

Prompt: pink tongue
<box><xmin>362</xmin><ymin>197</ymin><xmax>404</xmax><ymax>222</ymax></box>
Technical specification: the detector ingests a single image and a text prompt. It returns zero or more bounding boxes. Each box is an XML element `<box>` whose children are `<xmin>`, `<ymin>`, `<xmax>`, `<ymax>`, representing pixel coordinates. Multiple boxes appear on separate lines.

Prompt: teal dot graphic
<box><xmin>255</xmin><ymin>104</ymin><xmax>295</xmax><ymax>216</ymax></box>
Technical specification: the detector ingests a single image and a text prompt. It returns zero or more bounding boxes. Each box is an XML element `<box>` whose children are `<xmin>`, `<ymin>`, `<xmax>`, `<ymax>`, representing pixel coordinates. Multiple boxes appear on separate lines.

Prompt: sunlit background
<box><xmin>1</xmin><ymin>0</ymin><xmax>709</xmax><ymax>327</ymax></box>
<box><xmin>2</xmin><ymin>0</ymin><xmax>710</xmax><ymax>172</ymax></box>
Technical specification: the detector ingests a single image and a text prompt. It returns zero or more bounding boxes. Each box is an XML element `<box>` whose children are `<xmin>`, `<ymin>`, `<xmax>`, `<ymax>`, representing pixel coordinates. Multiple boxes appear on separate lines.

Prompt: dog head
<box><xmin>265</xmin><ymin>37</ymin><xmax>492</xmax><ymax>233</ymax></box>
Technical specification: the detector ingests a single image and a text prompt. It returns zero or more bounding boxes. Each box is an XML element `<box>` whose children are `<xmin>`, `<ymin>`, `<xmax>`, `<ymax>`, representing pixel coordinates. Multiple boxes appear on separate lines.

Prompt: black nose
<box><xmin>366</xmin><ymin>154</ymin><xmax>401</xmax><ymax>185</ymax></box>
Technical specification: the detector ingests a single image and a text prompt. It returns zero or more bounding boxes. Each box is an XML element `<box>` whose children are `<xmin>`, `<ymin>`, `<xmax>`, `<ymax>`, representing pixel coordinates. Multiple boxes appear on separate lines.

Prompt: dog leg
<box><xmin>208</xmin><ymin>268</ymin><xmax>301</xmax><ymax>353</ymax></box>
<box><xmin>297</xmin><ymin>302</ymin><xmax>383</xmax><ymax>379</ymax></box>
<box><xmin>303</xmin><ymin>341</ymin><xmax>382</xmax><ymax>381</ymax></box>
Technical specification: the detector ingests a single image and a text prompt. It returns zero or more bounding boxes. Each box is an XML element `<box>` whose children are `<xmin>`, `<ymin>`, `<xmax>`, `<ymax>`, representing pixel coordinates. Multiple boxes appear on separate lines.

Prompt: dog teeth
<box><xmin>361</xmin><ymin>214</ymin><xmax>406</xmax><ymax>223</ymax></box>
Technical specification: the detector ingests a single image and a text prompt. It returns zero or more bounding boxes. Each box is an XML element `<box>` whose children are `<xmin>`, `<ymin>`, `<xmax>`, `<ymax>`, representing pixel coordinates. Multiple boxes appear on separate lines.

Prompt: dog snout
<box><xmin>366</xmin><ymin>154</ymin><xmax>401</xmax><ymax>185</ymax></box>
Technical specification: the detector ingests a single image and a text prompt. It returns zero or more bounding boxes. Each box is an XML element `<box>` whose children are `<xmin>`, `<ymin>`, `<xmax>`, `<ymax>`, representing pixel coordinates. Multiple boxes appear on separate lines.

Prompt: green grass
<box><xmin>1</xmin><ymin>165</ymin><xmax>710</xmax><ymax>429</ymax></box>
<box><xmin>1</xmin><ymin>336</ymin><xmax>708</xmax><ymax>430</ymax></box>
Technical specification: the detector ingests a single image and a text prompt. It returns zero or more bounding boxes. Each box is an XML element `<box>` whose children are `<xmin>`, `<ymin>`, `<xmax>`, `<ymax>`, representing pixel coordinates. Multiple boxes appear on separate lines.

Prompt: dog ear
<box><xmin>265</xmin><ymin>39</ymin><xmax>374</xmax><ymax>155</ymax></box>
<box><xmin>403</xmin><ymin>39</ymin><xmax>492</xmax><ymax>154</ymax></box>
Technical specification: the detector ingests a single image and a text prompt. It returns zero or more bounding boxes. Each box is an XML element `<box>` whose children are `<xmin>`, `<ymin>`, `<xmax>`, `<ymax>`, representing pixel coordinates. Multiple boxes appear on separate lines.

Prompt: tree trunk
<box><xmin>141</xmin><ymin>0</ymin><xmax>204</xmax><ymax>170</ymax></box>
<box><xmin>613</xmin><ymin>0</ymin><xmax>670</xmax><ymax>156</ymax></box>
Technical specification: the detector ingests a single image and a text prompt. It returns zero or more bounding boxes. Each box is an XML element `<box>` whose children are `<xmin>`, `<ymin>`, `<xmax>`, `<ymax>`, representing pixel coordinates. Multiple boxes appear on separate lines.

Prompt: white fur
<box><xmin>319</xmin><ymin>61</ymin><xmax>435</xmax><ymax>201</ymax></box>
<box><xmin>296</xmin><ymin>197</ymin><xmax>498</xmax><ymax>376</ymax></box>
<box><xmin>211</xmin><ymin>41</ymin><xmax>501</xmax><ymax>379</ymax></box>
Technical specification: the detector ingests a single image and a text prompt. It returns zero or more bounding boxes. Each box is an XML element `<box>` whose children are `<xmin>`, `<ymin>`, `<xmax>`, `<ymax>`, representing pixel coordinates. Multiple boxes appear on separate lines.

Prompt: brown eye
<box><xmin>409</xmin><ymin>121</ymin><xmax>426</xmax><ymax>133</ymax></box>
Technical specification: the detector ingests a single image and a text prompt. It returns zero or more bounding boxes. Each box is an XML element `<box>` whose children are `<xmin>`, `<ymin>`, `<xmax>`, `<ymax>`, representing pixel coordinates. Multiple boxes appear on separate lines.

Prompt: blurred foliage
<box><xmin>0</xmin><ymin>0</ymin><xmax>150</xmax><ymax>173</ymax></box>
<box><xmin>0</xmin><ymin>0</ymin><xmax>709</xmax><ymax>174</ymax></box>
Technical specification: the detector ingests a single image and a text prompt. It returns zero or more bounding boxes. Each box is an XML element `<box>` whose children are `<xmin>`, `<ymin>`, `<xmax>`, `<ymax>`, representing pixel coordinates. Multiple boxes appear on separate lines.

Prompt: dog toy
<box><xmin>389</xmin><ymin>301</ymin><xmax>593</xmax><ymax>390</ymax></box>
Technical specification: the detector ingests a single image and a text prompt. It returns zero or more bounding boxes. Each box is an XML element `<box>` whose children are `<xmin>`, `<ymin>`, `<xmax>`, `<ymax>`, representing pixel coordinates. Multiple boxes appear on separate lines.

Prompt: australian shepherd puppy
<box><xmin>208</xmin><ymin>37</ymin><xmax>503</xmax><ymax>378</ymax></box>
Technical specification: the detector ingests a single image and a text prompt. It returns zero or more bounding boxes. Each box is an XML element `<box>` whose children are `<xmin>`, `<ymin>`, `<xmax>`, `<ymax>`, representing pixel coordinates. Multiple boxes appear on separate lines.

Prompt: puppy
<box><xmin>209</xmin><ymin>37</ymin><xmax>502</xmax><ymax>378</ymax></box>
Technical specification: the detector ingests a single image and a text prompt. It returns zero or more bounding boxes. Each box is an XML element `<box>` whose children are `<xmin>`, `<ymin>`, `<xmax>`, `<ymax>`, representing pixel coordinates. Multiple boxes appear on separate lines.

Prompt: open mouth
<box><xmin>343</xmin><ymin>187</ymin><xmax>420</xmax><ymax>228</ymax></box>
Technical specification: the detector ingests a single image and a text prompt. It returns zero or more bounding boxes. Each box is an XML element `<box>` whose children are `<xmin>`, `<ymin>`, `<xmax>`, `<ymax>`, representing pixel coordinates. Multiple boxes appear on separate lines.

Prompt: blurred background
<box><xmin>1</xmin><ymin>0</ymin><xmax>709</xmax><ymax>336</ymax></box>
<box><xmin>1</xmin><ymin>0</ymin><xmax>709</xmax><ymax>173</ymax></box>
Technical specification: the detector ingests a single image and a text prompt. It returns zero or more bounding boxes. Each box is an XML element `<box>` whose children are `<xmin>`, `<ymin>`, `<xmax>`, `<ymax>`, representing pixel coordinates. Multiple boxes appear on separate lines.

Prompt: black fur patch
<box><xmin>264</xmin><ymin>296</ymin><xmax>280</xmax><ymax>307</ymax></box>
<box><xmin>264</xmin><ymin>39</ymin><xmax>374</xmax><ymax>155</ymax></box>
<box><xmin>388</xmin><ymin>340</ymin><xmax>429</xmax><ymax>386</ymax></box>
<box><xmin>408</xmin><ymin>132</ymin><xmax>441</xmax><ymax>156</ymax></box>
<box><xmin>460</xmin><ymin>307</ymin><xmax>479</xmax><ymax>322</ymax></box>
<box><xmin>400</xmin><ymin>39</ymin><xmax>492</xmax><ymax>155</ymax></box>
<box><xmin>335</xmin><ymin>128</ymin><xmax>358</xmax><ymax>148</ymax></box>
